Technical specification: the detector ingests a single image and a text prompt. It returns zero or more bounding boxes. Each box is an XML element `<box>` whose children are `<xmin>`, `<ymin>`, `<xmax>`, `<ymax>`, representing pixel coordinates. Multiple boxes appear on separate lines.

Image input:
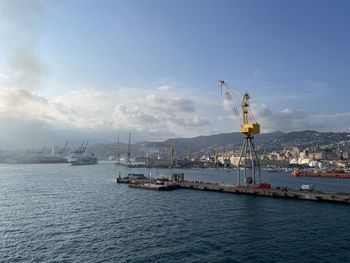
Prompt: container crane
<box><xmin>218</xmin><ymin>80</ymin><xmax>261</xmax><ymax>187</ymax></box>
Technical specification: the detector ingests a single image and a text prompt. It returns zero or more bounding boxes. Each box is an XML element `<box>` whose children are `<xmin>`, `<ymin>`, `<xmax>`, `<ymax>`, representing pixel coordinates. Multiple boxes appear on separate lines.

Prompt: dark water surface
<box><xmin>1</xmin><ymin>163</ymin><xmax>350</xmax><ymax>262</ymax></box>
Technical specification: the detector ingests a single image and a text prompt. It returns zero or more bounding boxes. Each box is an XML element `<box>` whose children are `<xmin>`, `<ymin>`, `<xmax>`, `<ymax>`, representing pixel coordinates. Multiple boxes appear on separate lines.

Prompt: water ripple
<box><xmin>0</xmin><ymin>164</ymin><xmax>350</xmax><ymax>262</ymax></box>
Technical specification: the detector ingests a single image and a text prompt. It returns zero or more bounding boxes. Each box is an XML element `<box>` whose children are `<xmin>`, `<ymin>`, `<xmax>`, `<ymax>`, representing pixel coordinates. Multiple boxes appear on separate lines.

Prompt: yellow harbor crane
<box><xmin>240</xmin><ymin>93</ymin><xmax>260</xmax><ymax>136</ymax></box>
<box><xmin>218</xmin><ymin>80</ymin><xmax>262</xmax><ymax>187</ymax></box>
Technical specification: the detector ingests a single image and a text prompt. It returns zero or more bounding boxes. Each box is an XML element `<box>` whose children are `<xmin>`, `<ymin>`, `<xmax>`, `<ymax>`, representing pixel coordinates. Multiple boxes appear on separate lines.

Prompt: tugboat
<box><xmin>66</xmin><ymin>140</ymin><xmax>98</xmax><ymax>166</ymax></box>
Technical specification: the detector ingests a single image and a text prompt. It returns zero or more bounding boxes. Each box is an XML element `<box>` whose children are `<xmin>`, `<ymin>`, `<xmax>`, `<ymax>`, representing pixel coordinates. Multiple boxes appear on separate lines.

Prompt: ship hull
<box><xmin>292</xmin><ymin>170</ymin><xmax>350</xmax><ymax>179</ymax></box>
<box><xmin>5</xmin><ymin>157</ymin><xmax>68</xmax><ymax>164</ymax></box>
<box><xmin>67</xmin><ymin>156</ymin><xmax>98</xmax><ymax>166</ymax></box>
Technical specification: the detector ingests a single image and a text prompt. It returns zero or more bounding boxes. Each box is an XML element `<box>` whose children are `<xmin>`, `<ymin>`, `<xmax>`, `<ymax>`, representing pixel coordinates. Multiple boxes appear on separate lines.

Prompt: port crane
<box><xmin>82</xmin><ymin>140</ymin><xmax>89</xmax><ymax>155</ymax></box>
<box><xmin>73</xmin><ymin>139</ymin><xmax>89</xmax><ymax>155</ymax></box>
<box><xmin>218</xmin><ymin>80</ymin><xmax>261</xmax><ymax>187</ymax></box>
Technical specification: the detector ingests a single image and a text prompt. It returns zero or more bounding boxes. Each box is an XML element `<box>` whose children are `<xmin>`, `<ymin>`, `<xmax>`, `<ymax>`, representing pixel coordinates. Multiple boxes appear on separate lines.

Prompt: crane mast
<box><xmin>240</xmin><ymin>93</ymin><xmax>260</xmax><ymax>136</ymax></box>
<box><xmin>219</xmin><ymin>80</ymin><xmax>261</xmax><ymax>187</ymax></box>
<box><xmin>242</xmin><ymin>93</ymin><xmax>250</xmax><ymax>125</ymax></box>
<box><xmin>127</xmin><ymin>132</ymin><xmax>131</xmax><ymax>165</ymax></box>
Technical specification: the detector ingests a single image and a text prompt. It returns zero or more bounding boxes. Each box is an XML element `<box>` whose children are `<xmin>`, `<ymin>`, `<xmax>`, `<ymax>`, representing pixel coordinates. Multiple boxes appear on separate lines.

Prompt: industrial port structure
<box><xmin>117</xmin><ymin>173</ymin><xmax>350</xmax><ymax>205</ymax></box>
<box><xmin>219</xmin><ymin>80</ymin><xmax>261</xmax><ymax>187</ymax></box>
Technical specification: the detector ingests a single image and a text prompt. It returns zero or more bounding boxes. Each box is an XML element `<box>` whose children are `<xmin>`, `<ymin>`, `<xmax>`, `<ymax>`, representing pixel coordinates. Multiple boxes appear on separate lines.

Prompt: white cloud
<box><xmin>0</xmin><ymin>87</ymin><xmax>63</xmax><ymax>123</ymax></box>
<box><xmin>0</xmin><ymin>84</ymin><xmax>215</xmax><ymax>148</ymax></box>
<box><xmin>1</xmin><ymin>80</ymin><xmax>350</xmax><ymax>149</ymax></box>
<box><xmin>175</xmin><ymin>116</ymin><xmax>210</xmax><ymax>127</ymax></box>
<box><xmin>146</xmin><ymin>94</ymin><xmax>195</xmax><ymax>113</ymax></box>
<box><xmin>157</xmin><ymin>85</ymin><xmax>172</xmax><ymax>91</ymax></box>
<box><xmin>254</xmin><ymin>105</ymin><xmax>350</xmax><ymax>133</ymax></box>
<box><xmin>111</xmin><ymin>91</ymin><xmax>209</xmax><ymax>136</ymax></box>
<box><xmin>0</xmin><ymin>72</ymin><xmax>9</xmax><ymax>80</ymax></box>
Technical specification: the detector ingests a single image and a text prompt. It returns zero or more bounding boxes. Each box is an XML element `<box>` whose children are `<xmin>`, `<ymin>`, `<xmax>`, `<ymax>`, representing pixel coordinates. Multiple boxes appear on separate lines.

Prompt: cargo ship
<box><xmin>292</xmin><ymin>169</ymin><xmax>350</xmax><ymax>179</ymax></box>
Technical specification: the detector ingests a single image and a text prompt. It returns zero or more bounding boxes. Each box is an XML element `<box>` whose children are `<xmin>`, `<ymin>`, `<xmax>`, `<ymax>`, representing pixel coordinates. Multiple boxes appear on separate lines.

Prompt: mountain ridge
<box><xmin>87</xmin><ymin>130</ymin><xmax>350</xmax><ymax>159</ymax></box>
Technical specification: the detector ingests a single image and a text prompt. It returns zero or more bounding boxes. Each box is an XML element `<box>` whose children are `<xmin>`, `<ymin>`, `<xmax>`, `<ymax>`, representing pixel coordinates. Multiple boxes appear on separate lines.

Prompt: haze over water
<box><xmin>1</xmin><ymin>163</ymin><xmax>349</xmax><ymax>262</ymax></box>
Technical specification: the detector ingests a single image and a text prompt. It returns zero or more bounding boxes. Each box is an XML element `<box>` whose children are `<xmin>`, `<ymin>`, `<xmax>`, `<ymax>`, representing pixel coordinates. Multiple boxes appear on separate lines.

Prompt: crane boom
<box><xmin>79</xmin><ymin>140</ymin><xmax>85</xmax><ymax>152</ymax></box>
<box><xmin>218</xmin><ymin>80</ymin><xmax>260</xmax><ymax>136</ymax></box>
<box><xmin>83</xmin><ymin>140</ymin><xmax>89</xmax><ymax>153</ymax></box>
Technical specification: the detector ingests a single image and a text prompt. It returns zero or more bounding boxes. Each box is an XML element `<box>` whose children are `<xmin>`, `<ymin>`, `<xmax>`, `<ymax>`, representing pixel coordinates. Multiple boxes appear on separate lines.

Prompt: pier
<box><xmin>178</xmin><ymin>181</ymin><xmax>350</xmax><ymax>204</ymax></box>
<box><xmin>117</xmin><ymin>173</ymin><xmax>350</xmax><ymax>204</ymax></box>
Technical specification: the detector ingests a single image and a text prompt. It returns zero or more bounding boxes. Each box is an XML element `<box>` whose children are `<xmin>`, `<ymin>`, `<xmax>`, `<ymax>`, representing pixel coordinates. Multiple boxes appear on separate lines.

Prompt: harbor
<box><xmin>1</xmin><ymin>1</ymin><xmax>349</xmax><ymax>262</ymax></box>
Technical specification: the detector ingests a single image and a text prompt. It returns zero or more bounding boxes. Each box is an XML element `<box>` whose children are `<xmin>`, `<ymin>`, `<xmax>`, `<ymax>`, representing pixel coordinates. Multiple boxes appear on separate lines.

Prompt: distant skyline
<box><xmin>0</xmin><ymin>0</ymin><xmax>350</xmax><ymax>149</ymax></box>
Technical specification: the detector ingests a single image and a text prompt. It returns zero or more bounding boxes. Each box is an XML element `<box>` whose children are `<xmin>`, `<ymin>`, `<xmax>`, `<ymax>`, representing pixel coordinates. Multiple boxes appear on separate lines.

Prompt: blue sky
<box><xmin>0</xmin><ymin>0</ymin><xmax>349</xmax><ymax>148</ymax></box>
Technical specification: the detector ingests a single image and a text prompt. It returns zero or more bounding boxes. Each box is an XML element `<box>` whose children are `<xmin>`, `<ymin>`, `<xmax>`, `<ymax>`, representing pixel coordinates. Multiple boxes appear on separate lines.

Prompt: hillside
<box><xmin>87</xmin><ymin>130</ymin><xmax>350</xmax><ymax>160</ymax></box>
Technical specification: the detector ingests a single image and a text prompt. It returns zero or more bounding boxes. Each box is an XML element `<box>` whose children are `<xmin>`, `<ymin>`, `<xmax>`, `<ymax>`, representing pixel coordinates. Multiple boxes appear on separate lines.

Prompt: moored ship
<box><xmin>66</xmin><ymin>155</ymin><xmax>98</xmax><ymax>166</ymax></box>
<box><xmin>66</xmin><ymin>140</ymin><xmax>98</xmax><ymax>166</ymax></box>
<box><xmin>292</xmin><ymin>169</ymin><xmax>350</xmax><ymax>179</ymax></box>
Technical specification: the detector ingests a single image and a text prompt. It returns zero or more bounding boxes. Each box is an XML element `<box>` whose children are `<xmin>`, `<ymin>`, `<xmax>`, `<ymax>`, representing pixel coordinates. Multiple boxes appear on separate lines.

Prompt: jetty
<box><xmin>178</xmin><ymin>181</ymin><xmax>350</xmax><ymax>204</ymax></box>
<box><xmin>117</xmin><ymin>173</ymin><xmax>350</xmax><ymax>204</ymax></box>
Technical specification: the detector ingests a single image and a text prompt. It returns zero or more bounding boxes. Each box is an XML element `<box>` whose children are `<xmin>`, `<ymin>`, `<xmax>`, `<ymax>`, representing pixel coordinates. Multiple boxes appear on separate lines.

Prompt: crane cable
<box><xmin>248</xmin><ymin>107</ymin><xmax>257</xmax><ymax>123</ymax></box>
<box><xmin>219</xmin><ymin>80</ymin><xmax>243</xmax><ymax>123</ymax></box>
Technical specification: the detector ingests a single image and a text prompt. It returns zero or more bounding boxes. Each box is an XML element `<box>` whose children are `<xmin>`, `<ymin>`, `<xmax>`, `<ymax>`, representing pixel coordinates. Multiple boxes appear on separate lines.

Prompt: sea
<box><xmin>1</xmin><ymin>162</ymin><xmax>350</xmax><ymax>263</ymax></box>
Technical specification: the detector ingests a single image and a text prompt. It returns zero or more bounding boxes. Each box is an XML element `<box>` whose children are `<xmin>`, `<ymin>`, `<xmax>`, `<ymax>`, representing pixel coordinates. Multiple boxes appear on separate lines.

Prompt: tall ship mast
<box><xmin>127</xmin><ymin>132</ymin><xmax>131</xmax><ymax>165</ymax></box>
<box><xmin>116</xmin><ymin>134</ymin><xmax>120</xmax><ymax>164</ymax></box>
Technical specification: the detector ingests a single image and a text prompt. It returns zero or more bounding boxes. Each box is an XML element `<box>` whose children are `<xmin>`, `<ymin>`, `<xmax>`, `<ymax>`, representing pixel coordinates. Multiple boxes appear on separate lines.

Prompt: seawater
<box><xmin>1</xmin><ymin>163</ymin><xmax>350</xmax><ymax>262</ymax></box>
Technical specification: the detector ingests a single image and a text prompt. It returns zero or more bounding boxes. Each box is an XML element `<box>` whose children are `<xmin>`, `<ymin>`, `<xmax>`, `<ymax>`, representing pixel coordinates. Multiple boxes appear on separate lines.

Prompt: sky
<box><xmin>0</xmin><ymin>0</ymin><xmax>349</xmax><ymax>149</ymax></box>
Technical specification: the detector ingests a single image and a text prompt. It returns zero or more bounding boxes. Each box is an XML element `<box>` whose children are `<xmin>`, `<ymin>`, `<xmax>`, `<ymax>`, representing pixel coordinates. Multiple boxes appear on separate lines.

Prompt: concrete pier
<box><xmin>179</xmin><ymin>181</ymin><xmax>350</xmax><ymax>204</ymax></box>
<box><xmin>117</xmin><ymin>174</ymin><xmax>350</xmax><ymax>204</ymax></box>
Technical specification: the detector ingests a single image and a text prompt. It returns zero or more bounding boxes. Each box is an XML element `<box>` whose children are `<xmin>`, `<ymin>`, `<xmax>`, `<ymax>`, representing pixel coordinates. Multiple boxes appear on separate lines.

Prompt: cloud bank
<box><xmin>0</xmin><ymin>84</ymin><xmax>215</xmax><ymax>148</ymax></box>
<box><xmin>255</xmin><ymin>105</ymin><xmax>350</xmax><ymax>133</ymax></box>
<box><xmin>1</xmin><ymin>81</ymin><xmax>350</xmax><ymax>149</ymax></box>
